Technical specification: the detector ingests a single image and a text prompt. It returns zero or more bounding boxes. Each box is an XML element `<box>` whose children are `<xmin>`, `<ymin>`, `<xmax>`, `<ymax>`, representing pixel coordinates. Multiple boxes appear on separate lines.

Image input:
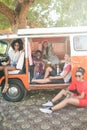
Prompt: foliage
<box><xmin>0</xmin><ymin>0</ymin><xmax>15</xmax><ymax>30</ymax></box>
<box><xmin>0</xmin><ymin>14</ymin><xmax>10</xmax><ymax>30</ymax></box>
<box><xmin>0</xmin><ymin>0</ymin><xmax>15</xmax><ymax>8</ymax></box>
<box><xmin>28</xmin><ymin>0</ymin><xmax>87</xmax><ymax>27</ymax></box>
<box><xmin>0</xmin><ymin>0</ymin><xmax>87</xmax><ymax>29</ymax></box>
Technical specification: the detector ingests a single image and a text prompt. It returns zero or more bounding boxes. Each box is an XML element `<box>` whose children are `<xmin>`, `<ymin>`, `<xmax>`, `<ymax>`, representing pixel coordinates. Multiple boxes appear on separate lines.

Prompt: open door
<box><xmin>29</xmin><ymin>36</ymin><xmax>71</xmax><ymax>90</ymax></box>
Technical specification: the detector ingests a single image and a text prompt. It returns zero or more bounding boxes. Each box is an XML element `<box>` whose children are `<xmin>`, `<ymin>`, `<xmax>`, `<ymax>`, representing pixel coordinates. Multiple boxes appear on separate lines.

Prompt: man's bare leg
<box><xmin>2</xmin><ymin>66</ymin><xmax>16</xmax><ymax>93</ymax></box>
<box><xmin>44</xmin><ymin>66</ymin><xmax>52</xmax><ymax>78</ymax></box>
<box><xmin>51</xmin><ymin>97</ymin><xmax>79</xmax><ymax>111</ymax></box>
<box><xmin>52</xmin><ymin>89</ymin><xmax>68</xmax><ymax>103</ymax></box>
<box><xmin>32</xmin><ymin>78</ymin><xmax>51</xmax><ymax>84</ymax></box>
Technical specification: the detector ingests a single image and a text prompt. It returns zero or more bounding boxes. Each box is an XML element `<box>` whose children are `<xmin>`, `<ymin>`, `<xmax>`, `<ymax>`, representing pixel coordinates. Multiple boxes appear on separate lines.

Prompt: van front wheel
<box><xmin>1</xmin><ymin>79</ymin><xmax>26</xmax><ymax>102</ymax></box>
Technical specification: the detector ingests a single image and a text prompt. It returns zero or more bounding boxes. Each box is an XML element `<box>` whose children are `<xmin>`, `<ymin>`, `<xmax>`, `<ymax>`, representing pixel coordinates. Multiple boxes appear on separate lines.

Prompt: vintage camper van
<box><xmin>0</xmin><ymin>26</ymin><xmax>87</xmax><ymax>102</ymax></box>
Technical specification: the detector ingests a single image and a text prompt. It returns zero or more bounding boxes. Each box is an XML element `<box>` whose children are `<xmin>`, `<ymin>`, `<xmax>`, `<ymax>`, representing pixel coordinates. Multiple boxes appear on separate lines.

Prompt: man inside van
<box><xmin>31</xmin><ymin>53</ymin><xmax>71</xmax><ymax>84</ymax></box>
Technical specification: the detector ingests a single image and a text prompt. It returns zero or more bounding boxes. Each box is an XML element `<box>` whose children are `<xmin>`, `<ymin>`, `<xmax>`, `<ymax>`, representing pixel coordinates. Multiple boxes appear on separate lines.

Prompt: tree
<box><xmin>28</xmin><ymin>0</ymin><xmax>87</xmax><ymax>27</ymax></box>
<box><xmin>0</xmin><ymin>0</ymin><xmax>87</xmax><ymax>30</ymax></box>
<box><xmin>0</xmin><ymin>0</ymin><xmax>35</xmax><ymax>29</ymax></box>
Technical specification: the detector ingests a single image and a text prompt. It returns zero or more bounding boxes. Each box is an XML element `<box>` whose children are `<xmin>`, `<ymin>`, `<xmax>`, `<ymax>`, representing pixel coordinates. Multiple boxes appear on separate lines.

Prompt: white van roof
<box><xmin>1</xmin><ymin>26</ymin><xmax>87</xmax><ymax>39</ymax></box>
<box><xmin>18</xmin><ymin>26</ymin><xmax>87</xmax><ymax>36</ymax></box>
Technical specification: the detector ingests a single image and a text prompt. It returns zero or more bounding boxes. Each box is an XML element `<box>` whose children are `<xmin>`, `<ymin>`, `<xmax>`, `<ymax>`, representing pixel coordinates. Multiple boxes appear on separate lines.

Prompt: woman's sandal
<box><xmin>2</xmin><ymin>84</ymin><xmax>9</xmax><ymax>93</ymax></box>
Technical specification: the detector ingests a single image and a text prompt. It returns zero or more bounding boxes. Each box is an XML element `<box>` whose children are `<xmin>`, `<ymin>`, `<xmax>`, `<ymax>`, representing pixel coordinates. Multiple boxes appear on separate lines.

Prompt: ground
<box><xmin>0</xmin><ymin>89</ymin><xmax>87</xmax><ymax>130</ymax></box>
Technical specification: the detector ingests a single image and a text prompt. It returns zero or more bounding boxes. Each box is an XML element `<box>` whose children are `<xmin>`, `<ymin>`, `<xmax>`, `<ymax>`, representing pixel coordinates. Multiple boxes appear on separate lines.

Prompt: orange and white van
<box><xmin>0</xmin><ymin>26</ymin><xmax>87</xmax><ymax>102</ymax></box>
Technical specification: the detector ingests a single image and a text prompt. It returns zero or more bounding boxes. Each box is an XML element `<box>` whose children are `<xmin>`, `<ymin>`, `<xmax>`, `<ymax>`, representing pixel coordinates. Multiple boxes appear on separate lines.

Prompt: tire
<box><xmin>1</xmin><ymin>79</ymin><xmax>26</xmax><ymax>102</ymax></box>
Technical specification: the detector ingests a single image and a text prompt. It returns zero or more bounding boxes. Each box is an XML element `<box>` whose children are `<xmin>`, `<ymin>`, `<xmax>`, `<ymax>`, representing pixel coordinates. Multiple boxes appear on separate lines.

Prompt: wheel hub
<box><xmin>8</xmin><ymin>86</ymin><xmax>19</xmax><ymax>97</ymax></box>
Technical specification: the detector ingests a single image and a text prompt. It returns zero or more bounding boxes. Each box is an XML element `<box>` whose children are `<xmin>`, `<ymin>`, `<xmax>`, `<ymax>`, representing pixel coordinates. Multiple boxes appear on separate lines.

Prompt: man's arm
<box><xmin>74</xmin><ymin>92</ymin><xmax>85</xmax><ymax>99</ymax></box>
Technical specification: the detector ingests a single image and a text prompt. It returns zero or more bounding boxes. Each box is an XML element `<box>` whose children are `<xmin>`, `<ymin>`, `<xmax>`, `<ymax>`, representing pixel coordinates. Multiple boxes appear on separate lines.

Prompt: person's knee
<box><xmin>61</xmin><ymin>89</ymin><xmax>66</xmax><ymax>94</ymax></box>
<box><xmin>46</xmin><ymin>66</ymin><xmax>52</xmax><ymax>72</ymax></box>
<box><xmin>63</xmin><ymin>98</ymin><xmax>70</xmax><ymax>105</ymax></box>
<box><xmin>4</xmin><ymin>66</ymin><xmax>7</xmax><ymax>70</ymax></box>
<box><xmin>4</xmin><ymin>66</ymin><xmax>8</xmax><ymax>73</ymax></box>
<box><xmin>66</xmin><ymin>97</ymin><xmax>73</xmax><ymax>104</ymax></box>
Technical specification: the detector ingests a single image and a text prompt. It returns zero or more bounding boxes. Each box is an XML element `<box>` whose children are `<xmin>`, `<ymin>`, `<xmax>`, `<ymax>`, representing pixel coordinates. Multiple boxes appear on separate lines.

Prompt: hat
<box><xmin>76</xmin><ymin>67</ymin><xmax>85</xmax><ymax>75</ymax></box>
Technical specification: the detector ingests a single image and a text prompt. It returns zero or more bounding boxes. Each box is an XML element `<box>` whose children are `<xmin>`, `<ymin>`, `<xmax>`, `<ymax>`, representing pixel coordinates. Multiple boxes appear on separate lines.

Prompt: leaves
<box><xmin>0</xmin><ymin>0</ymin><xmax>87</xmax><ymax>29</ymax></box>
<box><xmin>28</xmin><ymin>0</ymin><xmax>87</xmax><ymax>27</ymax></box>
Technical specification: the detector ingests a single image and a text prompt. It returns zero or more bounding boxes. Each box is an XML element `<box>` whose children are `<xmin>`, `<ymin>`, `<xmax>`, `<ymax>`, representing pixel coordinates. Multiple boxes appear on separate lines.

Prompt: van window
<box><xmin>73</xmin><ymin>35</ymin><xmax>87</xmax><ymax>51</ymax></box>
<box><xmin>0</xmin><ymin>41</ymin><xmax>8</xmax><ymax>55</ymax></box>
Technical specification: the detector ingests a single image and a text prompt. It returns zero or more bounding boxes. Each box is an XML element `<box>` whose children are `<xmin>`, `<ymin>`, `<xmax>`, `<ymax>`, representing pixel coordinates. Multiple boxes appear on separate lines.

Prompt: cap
<box><xmin>76</xmin><ymin>67</ymin><xmax>85</xmax><ymax>75</ymax></box>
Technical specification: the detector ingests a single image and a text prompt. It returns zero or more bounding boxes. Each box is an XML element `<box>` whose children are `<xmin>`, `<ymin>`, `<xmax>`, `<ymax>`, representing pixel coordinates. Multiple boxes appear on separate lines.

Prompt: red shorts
<box><xmin>73</xmin><ymin>94</ymin><xmax>87</xmax><ymax>107</ymax></box>
<box><xmin>78</xmin><ymin>99</ymin><xmax>87</xmax><ymax>107</ymax></box>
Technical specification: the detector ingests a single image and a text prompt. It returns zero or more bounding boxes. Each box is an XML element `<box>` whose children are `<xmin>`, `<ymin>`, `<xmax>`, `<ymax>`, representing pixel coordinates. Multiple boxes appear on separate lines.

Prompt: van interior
<box><xmin>30</xmin><ymin>37</ymin><xmax>70</xmax><ymax>60</ymax></box>
<box><xmin>29</xmin><ymin>36</ymin><xmax>71</xmax><ymax>86</ymax></box>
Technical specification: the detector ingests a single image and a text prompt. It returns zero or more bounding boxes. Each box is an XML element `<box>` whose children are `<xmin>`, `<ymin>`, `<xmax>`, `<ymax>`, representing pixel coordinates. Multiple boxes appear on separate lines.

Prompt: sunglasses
<box><xmin>14</xmin><ymin>44</ymin><xmax>19</xmax><ymax>46</ymax></box>
<box><xmin>75</xmin><ymin>74</ymin><xmax>82</xmax><ymax>78</ymax></box>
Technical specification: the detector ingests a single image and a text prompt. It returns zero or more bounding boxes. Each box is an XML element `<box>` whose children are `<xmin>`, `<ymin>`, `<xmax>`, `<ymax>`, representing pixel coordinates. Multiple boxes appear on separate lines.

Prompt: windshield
<box><xmin>0</xmin><ymin>41</ymin><xmax>8</xmax><ymax>55</ymax></box>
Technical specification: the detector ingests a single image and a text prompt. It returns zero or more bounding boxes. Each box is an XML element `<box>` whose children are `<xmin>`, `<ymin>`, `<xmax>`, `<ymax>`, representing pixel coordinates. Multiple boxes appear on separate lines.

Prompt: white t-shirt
<box><xmin>8</xmin><ymin>50</ymin><xmax>20</xmax><ymax>65</ymax></box>
<box><xmin>60</xmin><ymin>63</ymin><xmax>71</xmax><ymax>83</ymax></box>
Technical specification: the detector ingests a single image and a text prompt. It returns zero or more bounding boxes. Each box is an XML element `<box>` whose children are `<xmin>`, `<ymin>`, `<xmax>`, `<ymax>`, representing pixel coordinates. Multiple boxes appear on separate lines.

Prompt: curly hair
<box><xmin>11</xmin><ymin>39</ymin><xmax>23</xmax><ymax>51</ymax></box>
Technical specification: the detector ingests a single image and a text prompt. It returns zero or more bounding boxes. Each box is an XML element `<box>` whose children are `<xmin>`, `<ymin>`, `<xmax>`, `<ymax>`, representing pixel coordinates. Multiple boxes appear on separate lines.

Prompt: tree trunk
<box><xmin>0</xmin><ymin>2</ymin><xmax>15</xmax><ymax>26</ymax></box>
<box><xmin>17</xmin><ymin>1</ymin><xmax>34</xmax><ymax>28</ymax></box>
<box><xmin>0</xmin><ymin>0</ymin><xmax>35</xmax><ymax>30</ymax></box>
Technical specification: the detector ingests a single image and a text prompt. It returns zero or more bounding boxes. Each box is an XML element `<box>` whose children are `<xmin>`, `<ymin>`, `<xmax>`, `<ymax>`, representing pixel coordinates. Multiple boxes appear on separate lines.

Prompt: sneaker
<box><xmin>42</xmin><ymin>100</ymin><xmax>54</xmax><ymax>107</ymax></box>
<box><xmin>39</xmin><ymin>108</ymin><xmax>52</xmax><ymax>114</ymax></box>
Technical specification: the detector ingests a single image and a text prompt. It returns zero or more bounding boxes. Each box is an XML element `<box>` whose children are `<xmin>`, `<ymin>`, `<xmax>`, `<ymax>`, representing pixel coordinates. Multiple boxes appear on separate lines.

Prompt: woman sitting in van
<box><xmin>41</xmin><ymin>40</ymin><xmax>60</xmax><ymax>78</ymax></box>
<box><xmin>42</xmin><ymin>40</ymin><xmax>59</xmax><ymax>65</ymax></box>
<box><xmin>32</xmin><ymin>53</ymin><xmax>71</xmax><ymax>84</ymax></box>
<box><xmin>0</xmin><ymin>39</ymin><xmax>23</xmax><ymax>93</ymax></box>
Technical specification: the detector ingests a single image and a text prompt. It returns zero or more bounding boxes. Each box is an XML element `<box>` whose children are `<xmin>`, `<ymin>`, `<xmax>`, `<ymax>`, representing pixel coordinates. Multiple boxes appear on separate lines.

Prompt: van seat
<box><xmin>8</xmin><ymin>52</ymin><xmax>24</xmax><ymax>74</ymax></box>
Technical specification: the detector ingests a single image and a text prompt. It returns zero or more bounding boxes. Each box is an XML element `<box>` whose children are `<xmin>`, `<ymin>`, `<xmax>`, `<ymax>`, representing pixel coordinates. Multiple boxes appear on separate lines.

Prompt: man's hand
<box><xmin>1</xmin><ymin>61</ymin><xmax>8</xmax><ymax>66</ymax></box>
